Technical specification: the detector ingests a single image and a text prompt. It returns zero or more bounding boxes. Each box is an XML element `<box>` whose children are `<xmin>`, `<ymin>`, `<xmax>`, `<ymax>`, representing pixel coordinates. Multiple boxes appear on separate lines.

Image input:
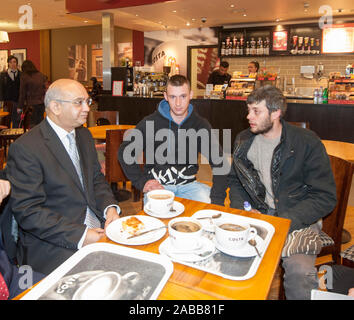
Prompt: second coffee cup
<box><xmin>146</xmin><ymin>189</ymin><xmax>175</xmax><ymax>215</ymax></box>
<box><xmin>168</xmin><ymin>217</ymin><xmax>202</xmax><ymax>250</ymax></box>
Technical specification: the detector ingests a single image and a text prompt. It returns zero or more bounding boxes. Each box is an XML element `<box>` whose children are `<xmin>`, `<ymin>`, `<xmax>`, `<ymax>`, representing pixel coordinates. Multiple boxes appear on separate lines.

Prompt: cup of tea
<box><xmin>215</xmin><ymin>220</ymin><xmax>257</xmax><ymax>250</ymax></box>
<box><xmin>168</xmin><ymin>217</ymin><xmax>202</xmax><ymax>250</ymax></box>
<box><xmin>146</xmin><ymin>189</ymin><xmax>175</xmax><ymax>215</ymax></box>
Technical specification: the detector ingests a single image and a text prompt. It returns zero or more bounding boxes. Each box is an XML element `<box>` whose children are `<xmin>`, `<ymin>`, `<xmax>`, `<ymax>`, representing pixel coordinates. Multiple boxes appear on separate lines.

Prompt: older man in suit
<box><xmin>2</xmin><ymin>79</ymin><xmax>120</xmax><ymax>275</ymax></box>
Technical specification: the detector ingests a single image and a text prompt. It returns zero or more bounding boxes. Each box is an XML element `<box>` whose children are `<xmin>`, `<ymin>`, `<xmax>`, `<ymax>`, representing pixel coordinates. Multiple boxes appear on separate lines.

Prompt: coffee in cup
<box><xmin>146</xmin><ymin>189</ymin><xmax>174</xmax><ymax>215</ymax></box>
<box><xmin>215</xmin><ymin>219</ymin><xmax>257</xmax><ymax>250</ymax></box>
<box><xmin>168</xmin><ymin>217</ymin><xmax>202</xmax><ymax>250</ymax></box>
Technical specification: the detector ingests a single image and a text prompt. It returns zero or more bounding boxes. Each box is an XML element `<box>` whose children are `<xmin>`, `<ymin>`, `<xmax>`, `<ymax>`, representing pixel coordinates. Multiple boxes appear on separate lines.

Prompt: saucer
<box><xmin>159</xmin><ymin>237</ymin><xmax>215</xmax><ymax>262</ymax></box>
<box><xmin>144</xmin><ymin>200</ymin><xmax>184</xmax><ymax>218</ymax></box>
<box><xmin>214</xmin><ymin>235</ymin><xmax>265</xmax><ymax>258</ymax></box>
<box><xmin>191</xmin><ymin>209</ymin><xmax>224</xmax><ymax>232</ymax></box>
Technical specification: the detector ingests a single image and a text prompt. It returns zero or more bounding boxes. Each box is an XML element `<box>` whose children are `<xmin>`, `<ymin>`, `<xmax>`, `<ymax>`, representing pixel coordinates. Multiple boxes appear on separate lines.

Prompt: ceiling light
<box><xmin>0</xmin><ymin>31</ymin><xmax>9</xmax><ymax>43</ymax></box>
<box><xmin>186</xmin><ymin>22</ymin><xmax>190</xmax><ymax>26</ymax></box>
<box><xmin>230</xmin><ymin>4</ymin><xmax>235</xmax><ymax>8</ymax></box>
<box><xmin>172</xmin><ymin>10</ymin><xmax>177</xmax><ymax>13</ymax></box>
<box><xmin>276</xmin><ymin>18</ymin><xmax>280</xmax><ymax>22</ymax></box>
<box><xmin>243</xmin><ymin>14</ymin><xmax>247</xmax><ymax>17</ymax></box>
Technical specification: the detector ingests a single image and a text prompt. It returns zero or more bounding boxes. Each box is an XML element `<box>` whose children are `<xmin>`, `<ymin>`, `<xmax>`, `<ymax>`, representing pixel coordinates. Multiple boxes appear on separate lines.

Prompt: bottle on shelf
<box><xmin>313</xmin><ymin>88</ymin><xmax>319</xmax><ymax>104</ymax></box>
<box><xmin>264</xmin><ymin>37</ymin><xmax>270</xmax><ymax>55</ymax></box>
<box><xmin>221</xmin><ymin>42</ymin><xmax>226</xmax><ymax>56</ymax></box>
<box><xmin>232</xmin><ymin>37</ymin><xmax>237</xmax><ymax>56</ymax></box>
<box><xmin>240</xmin><ymin>36</ymin><xmax>244</xmax><ymax>55</ymax></box>
<box><xmin>318</xmin><ymin>86</ymin><xmax>323</xmax><ymax>104</ymax></box>
<box><xmin>250</xmin><ymin>37</ymin><xmax>256</xmax><ymax>55</ymax></box>
<box><xmin>246</xmin><ymin>41</ymin><xmax>250</xmax><ymax>55</ymax></box>
<box><xmin>322</xmin><ymin>87</ymin><xmax>328</xmax><ymax>104</ymax></box>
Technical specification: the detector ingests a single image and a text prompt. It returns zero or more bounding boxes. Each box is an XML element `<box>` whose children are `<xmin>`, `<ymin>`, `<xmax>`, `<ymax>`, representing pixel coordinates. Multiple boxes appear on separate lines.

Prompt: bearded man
<box><xmin>227</xmin><ymin>85</ymin><xmax>336</xmax><ymax>300</ymax></box>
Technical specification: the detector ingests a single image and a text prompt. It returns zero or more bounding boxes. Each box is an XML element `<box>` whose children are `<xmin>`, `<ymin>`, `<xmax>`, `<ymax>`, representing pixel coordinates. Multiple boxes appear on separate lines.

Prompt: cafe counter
<box><xmin>98</xmin><ymin>95</ymin><xmax>354</xmax><ymax>144</ymax></box>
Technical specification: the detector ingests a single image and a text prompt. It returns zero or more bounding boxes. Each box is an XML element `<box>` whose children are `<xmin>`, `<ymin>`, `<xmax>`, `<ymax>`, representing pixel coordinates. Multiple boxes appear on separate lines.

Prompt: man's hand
<box><xmin>83</xmin><ymin>228</ymin><xmax>105</xmax><ymax>246</ymax></box>
<box><xmin>0</xmin><ymin>179</ymin><xmax>11</xmax><ymax>204</ymax></box>
<box><xmin>104</xmin><ymin>207</ymin><xmax>120</xmax><ymax>231</ymax></box>
<box><xmin>143</xmin><ymin>179</ymin><xmax>164</xmax><ymax>193</ymax></box>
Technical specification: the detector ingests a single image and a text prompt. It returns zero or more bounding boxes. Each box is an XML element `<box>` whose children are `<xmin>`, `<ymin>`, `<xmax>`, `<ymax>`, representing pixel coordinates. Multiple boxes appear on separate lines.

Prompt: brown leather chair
<box><xmin>105</xmin><ymin>128</ymin><xmax>141</xmax><ymax>202</ymax></box>
<box><xmin>289</xmin><ymin>121</ymin><xmax>310</xmax><ymax>129</ymax></box>
<box><xmin>318</xmin><ymin>155</ymin><xmax>354</xmax><ymax>264</ymax></box>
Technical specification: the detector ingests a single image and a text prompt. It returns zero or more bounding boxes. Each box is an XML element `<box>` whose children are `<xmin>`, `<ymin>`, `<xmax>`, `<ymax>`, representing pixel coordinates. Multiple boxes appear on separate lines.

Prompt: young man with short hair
<box><xmin>0</xmin><ymin>55</ymin><xmax>21</xmax><ymax>128</ymax></box>
<box><xmin>119</xmin><ymin>75</ymin><xmax>227</xmax><ymax>205</ymax></box>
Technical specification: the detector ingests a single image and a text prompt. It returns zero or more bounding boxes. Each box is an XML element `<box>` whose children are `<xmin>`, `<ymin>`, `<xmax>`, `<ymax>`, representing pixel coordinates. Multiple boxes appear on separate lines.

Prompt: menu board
<box><xmin>322</xmin><ymin>25</ymin><xmax>354</xmax><ymax>53</ymax></box>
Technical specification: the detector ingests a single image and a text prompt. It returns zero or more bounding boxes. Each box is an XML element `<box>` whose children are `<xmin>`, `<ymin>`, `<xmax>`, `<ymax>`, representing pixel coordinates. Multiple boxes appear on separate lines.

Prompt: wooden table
<box><xmin>0</xmin><ymin>111</ymin><xmax>9</xmax><ymax>118</ymax></box>
<box><xmin>102</xmin><ymin>198</ymin><xmax>290</xmax><ymax>300</ymax></box>
<box><xmin>322</xmin><ymin>140</ymin><xmax>354</xmax><ymax>162</ymax></box>
<box><xmin>88</xmin><ymin>124</ymin><xmax>135</xmax><ymax>140</ymax></box>
<box><xmin>14</xmin><ymin>198</ymin><xmax>290</xmax><ymax>300</ymax></box>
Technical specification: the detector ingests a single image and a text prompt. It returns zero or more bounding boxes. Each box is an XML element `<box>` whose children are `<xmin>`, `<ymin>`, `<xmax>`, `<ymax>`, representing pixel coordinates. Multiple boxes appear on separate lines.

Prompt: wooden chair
<box><xmin>88</xmin><ymin>111</ymin><xmax>119</xmax><ymax>127</ymax></box>
<box><xmin>0</xmin><ymin>147</ymin><xmax>5</xmax><ymax>169</ymax></box>
<box><xmin>0</xmin><ymin>109</ymin><xmax>31</xmax><ymax>157</ymax></box>
<box><xmin>317</xmin><ymin>155</ymin><xmax>354</xmax><ymax>264</ymax></box>
<box><xmin>105</xmin><ymin>128</ymin><xmax>141</xmax><ymax>202</ymax></box>
<box><xmin>289</xmin><ymin>121</ymin><xmax>310</xmax><ymax>129</ymax></box>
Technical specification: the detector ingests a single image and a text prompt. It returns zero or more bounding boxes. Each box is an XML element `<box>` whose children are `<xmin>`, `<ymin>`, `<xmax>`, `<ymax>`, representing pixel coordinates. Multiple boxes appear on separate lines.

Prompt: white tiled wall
<box><xmin>224</xmin><ymin>55</ymin><xmax>353</xmax><ymax>92</ymax></box>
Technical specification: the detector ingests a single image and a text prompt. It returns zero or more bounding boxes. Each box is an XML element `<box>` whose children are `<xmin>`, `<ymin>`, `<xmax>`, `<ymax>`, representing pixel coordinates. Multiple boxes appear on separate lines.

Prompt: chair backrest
<box><xmin>0</xmin><ymin>147</ymin><xmax>4</xmax><ymax>169</ymax></box>
<box><xmin>322</xmin><ymin>155</ymin><xmax>354</xmax><ymax>252</ymax></box>
<box><xmin>89</xmin><ymin>111</ymin><xmax>119</xmax><ymax>127</ymax></box>
<box><xmin>105</xmin><ymin>129</ymin><xmax>130</xmax><ymax>183</ymax></box>
<box><xmin>289</xmin><ymin>121</ymin><xmax>310</xmax><ymax>129</ymax></box>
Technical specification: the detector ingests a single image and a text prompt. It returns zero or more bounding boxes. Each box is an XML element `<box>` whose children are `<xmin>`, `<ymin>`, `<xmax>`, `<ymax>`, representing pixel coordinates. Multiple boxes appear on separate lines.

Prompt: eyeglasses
<box><xmin>55</xmin><ymin>97</ymin><xmax>93</xmax><ymax>107</ymax></box>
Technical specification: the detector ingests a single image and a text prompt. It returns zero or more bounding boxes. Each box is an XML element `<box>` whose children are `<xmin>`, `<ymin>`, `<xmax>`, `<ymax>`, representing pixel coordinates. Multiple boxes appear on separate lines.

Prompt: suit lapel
<box><xmin>40</xmin><ymin>120</ymin><xmax>85</xmax><ymax>194</ymax></box>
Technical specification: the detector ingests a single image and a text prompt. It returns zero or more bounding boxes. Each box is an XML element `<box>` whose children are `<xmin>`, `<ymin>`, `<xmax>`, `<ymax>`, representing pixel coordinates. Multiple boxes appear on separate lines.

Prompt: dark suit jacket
<box><xmin>2</xmin><ymin>119</ymin><xmax>118</xmax><ymax>275</ymax></box>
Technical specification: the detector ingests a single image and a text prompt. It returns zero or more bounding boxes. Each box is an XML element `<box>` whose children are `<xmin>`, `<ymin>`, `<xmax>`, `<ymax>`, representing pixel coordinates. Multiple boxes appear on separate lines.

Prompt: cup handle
<box><xmin>123</xmin><ymin>272</ymin><xmax>140</xmax><ymax>285</ymax></box>
<box><xmin>247</xmin><ymin>227</ymin><xmax>257</xmax><ymax>241</ymax></box>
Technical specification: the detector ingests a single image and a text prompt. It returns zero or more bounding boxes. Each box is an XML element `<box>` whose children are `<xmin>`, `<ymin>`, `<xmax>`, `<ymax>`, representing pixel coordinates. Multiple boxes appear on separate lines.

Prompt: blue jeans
<box><xmin>144</xmin><ymin>181</ymin><xmax>211</xmax><ymax>204</ymax></box>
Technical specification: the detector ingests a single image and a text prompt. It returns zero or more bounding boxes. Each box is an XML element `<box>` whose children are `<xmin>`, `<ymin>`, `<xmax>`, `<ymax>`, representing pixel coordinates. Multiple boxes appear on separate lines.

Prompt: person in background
<box><xmin>227</xmin><ymin>85</ymin><xmax>336</xmax><ymax>299</ymax></box>
<box><xmin>18</xmin><ymin>60</ymin><xmax>47</xmax><ymax>128</ymax></box>
<box><xmin>0</xmin><ymin>55</ymin><xmax>21</xmax><ymax>128</ymax></box>
<box><xmin>1</xmin><ymin>79</ymin><xmax>120</xmax><ymax>275</ymax></box>
<box><xmin>89</xmin><ymin>77</ymin><xmax>102</xmax><ymax>102</ymax></box>
<box><xmin>119</xmin><ymin>74</ymin><xmax>227</xmax><ymax>205</ymax></box>
<box><xmin>248</xmin><ymin>61</ymin><xmax>260</xmax><ymax>74</ymax></box>
<box><xmin>0</xmin><ymin>171</ymin><xmax>45</xmax><ymax>300</ymax></box>
<box><xmin>207</xmin><ymin>61</ymin><xmax>231</xmax><ymax>86</ymax></box>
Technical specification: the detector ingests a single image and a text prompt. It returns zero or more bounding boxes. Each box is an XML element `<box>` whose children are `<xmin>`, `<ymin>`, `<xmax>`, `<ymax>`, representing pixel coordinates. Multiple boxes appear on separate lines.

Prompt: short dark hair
<box><xmin>247</xmin><ymin>85</ymin><xmax>287</xmax><ymax>117</ymax></box>
<box><xmin>167</xmin><ymin>74</ymin><xmax>190</xmax><ymax>90</ymax></box>
<box><xmin>220</xmin><ymin>61</ymin><xmax>229</xmax><ymax>69</ymax></box>
<box><xmin>249</xmin><ymin>61</ymin><xmax>260</xmax><ymax>72</ymax></box>
<box><xmin>7</xmin><ymin>55</ymin><xmax>18</xmax><ymax>64</ymax></box>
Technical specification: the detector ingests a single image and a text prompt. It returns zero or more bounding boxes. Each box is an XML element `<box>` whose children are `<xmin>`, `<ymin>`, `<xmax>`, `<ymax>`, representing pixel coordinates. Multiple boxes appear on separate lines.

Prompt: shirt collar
<box><xmin>46</xmin><ymin>116</ymin><xmax>75</xmax><ymax>141</ymax></box>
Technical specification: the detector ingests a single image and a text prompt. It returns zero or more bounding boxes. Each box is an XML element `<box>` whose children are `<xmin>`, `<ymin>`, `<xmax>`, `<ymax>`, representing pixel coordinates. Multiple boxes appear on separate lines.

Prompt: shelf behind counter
<box><xmin>98</xmin><ymin>95</ymin><xmax>354</xmax><ymax>144</ymax></box>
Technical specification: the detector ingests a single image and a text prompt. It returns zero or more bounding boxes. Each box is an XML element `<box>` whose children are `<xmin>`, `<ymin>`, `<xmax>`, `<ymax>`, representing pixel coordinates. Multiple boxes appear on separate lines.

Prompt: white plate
<box><xmin>214</xmin><ymin>235</ymin><xmax>265</xmax><ymax>258</ymax></box>
<box><xmin>191</xmin><ymin>209</ymin><xmax>224</xmax><ymax>232</ymax></box>
<box><xmin>144</xmin><ymin>200</ymin><xmax>185</xmax><ymax>218</ymax></box>
<box><xmin>106</xmin><ymin>215</ymin><xmax>166</xmax><ymax>246</ymax></box>
<box><xmin>159</xmin><ymin>236</ymin><xmax>215</xmax><ymax>262</ymax></box>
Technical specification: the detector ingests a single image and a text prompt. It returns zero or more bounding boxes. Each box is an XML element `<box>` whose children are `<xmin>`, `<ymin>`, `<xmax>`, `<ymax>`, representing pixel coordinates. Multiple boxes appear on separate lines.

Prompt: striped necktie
<box><xmin>66</xmin><ymin>133</ymin><xmax>101</xmax><ymax>229</ymax></box>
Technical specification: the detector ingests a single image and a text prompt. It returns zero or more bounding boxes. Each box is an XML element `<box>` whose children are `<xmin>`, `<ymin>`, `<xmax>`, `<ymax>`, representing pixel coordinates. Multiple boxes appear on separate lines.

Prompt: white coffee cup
<box><xmin>168</xmin><ymin>217</ymin><xmax>202</xmax><ymax>251</ymax></box>
<box><xmin>146</xmin><ymin>189</ymin><xmax>175</xmax><ymax>215</ymax></box>
<box><xmin>215</xmin><ymin>220</ymin><xmax>257</xmax><ymax>250</ymax></box>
